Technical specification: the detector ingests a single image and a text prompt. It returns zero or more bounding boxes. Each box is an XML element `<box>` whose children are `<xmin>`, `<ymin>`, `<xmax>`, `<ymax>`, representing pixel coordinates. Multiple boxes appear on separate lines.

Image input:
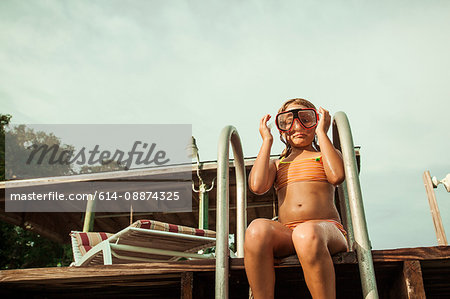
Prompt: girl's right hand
<box><xmin>259</xmin><ymin>114</ymin><xmax>273</xmax><ymax>142</ymax></box>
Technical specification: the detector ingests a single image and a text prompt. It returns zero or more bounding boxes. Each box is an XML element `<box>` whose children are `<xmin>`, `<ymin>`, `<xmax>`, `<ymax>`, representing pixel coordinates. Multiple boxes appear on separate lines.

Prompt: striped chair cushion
<box><xmin>71</xmin><ymin>231</ymin><xmax>113</xmax><ymax>256</ymax></box>
<box><xmin>131</xmin><ymin>219</ymin><xmax>216</xmax><ymax>238</ymax></box>
<box><xmin>71</xmin><ymin>220</ymin><xmax>216</xmax><ymax>260</ymax></box>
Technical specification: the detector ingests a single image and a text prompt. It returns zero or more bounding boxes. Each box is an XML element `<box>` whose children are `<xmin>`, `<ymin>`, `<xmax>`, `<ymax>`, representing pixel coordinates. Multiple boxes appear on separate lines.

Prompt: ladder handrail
<box><xmin>332</xmin><ymin>112</ymin><xmax>379</xmax><ymax>299</ymax></box>
<box><xmin>215</xmin><ymin>125</ymin><xmax>247</xmax><ymax>299</ymax></box>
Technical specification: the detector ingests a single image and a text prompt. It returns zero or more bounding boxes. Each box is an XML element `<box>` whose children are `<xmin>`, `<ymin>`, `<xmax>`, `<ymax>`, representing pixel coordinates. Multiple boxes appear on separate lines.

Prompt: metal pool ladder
<box><xmin>215</xmin><ymin>111</ymin><xmax>380</xmax><ymax>299</ymax></box>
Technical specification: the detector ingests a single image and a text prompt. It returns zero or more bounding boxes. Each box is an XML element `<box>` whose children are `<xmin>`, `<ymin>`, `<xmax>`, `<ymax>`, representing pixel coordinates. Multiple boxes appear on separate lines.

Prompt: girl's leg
<box><xmin>291</xmin><ymin>220</ymin><xmax>348</xmax><ymax>299</ymax></box>
<box><xmin>244</xmin><ymin>218</ymin><xmax>296</xmax><ymax>299</ymax></box>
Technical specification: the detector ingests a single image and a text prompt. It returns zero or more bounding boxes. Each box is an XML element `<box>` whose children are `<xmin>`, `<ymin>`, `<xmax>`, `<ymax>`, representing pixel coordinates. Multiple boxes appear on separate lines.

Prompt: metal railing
<box><xmin>333</xmin><ymin>112</ymin><xmax>379</xmax><ymax>299</ymax></box>
<box><xmin>215</xmin><ymin>125</ymin><xmax>247</xmax><ymax>299</ymax></box>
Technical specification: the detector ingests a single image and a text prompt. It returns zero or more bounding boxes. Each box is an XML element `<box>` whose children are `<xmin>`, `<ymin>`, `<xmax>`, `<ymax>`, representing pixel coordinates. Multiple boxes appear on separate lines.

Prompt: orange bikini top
<box><xmin>274</xmin><ymin>155</ymin><xmax>328</xmax><ymax>190</ymax></box>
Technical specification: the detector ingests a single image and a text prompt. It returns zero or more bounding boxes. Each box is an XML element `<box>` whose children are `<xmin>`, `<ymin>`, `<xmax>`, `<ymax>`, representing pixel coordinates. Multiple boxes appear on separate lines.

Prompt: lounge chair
<box><xmin>71</xmin><ymin>219</ymin><xmax>217</xmax><ymax>266</ymax></box>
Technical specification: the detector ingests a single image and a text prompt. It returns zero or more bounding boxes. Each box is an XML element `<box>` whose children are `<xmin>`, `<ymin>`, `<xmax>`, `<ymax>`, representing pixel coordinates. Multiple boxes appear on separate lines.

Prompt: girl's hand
<box><xmin>259</xmin><ymin>114</ymin><xmax>273</xmax><ymax>142</ymax></box>
<box><xmin>317</xmin><ymin>107</ymin><xmax>331</xmax><ymax>136</ymax></box>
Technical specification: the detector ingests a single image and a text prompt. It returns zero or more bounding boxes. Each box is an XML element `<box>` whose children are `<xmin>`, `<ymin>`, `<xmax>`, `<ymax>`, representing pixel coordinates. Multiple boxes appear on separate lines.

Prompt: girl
<box><xmin>244</xmin><ymin>98</ymin><xmax>348</xmax><ymax>299</ymax></box>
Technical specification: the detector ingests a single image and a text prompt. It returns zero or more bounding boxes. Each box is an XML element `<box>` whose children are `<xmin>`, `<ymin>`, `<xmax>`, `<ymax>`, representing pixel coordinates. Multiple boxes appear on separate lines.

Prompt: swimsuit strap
<box><xmin>279</xmin><ymin>155</ymin><xmax>322</xmax><ymax>164</ymax></box>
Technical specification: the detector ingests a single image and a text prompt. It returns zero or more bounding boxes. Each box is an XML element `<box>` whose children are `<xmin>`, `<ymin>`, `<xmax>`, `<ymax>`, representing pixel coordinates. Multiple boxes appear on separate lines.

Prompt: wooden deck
<box><xmin>1</xmin><ymin>246</ymin><xmax>449</xmax><ymax>298</ymax></box>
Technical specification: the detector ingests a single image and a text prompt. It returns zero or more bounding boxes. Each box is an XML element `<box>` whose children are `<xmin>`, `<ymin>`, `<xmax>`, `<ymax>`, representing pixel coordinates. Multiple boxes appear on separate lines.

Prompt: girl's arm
<box><xmin>316</xmin><ymin>107</ymin><xmax>345</xmax><ymax>186</ymax></box>
<box><xmin>248</xmin><ymin>114</ymin><xmax>277</xmax><ymax>195</ymax></box>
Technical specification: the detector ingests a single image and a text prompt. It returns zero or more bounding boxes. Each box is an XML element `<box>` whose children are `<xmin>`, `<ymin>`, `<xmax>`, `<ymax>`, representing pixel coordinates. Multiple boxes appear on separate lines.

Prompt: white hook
<box><xmin>432</xmin><ymin>173</ymin><xmax>450</xmax><ymax>192</ymax></box>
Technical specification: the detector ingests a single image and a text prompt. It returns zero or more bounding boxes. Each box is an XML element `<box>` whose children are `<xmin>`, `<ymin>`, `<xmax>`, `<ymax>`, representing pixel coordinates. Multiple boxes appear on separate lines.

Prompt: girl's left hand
<box><xmin>317</xmin><ymin>107</ymin><xmax>331</xmax><ymax>135</ymax></box>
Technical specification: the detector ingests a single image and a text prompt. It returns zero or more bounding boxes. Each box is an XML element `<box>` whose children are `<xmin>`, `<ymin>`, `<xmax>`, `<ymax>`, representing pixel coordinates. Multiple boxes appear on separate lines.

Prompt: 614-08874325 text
<box><xmin>8</xmin><ymin>191</ymin><xmax>180</xmax><ymax>201</ymax></box>
<box><xmin>97</xmin><ymin>191</ymin><xmax>180</xmax><ymax>201</ymax></box>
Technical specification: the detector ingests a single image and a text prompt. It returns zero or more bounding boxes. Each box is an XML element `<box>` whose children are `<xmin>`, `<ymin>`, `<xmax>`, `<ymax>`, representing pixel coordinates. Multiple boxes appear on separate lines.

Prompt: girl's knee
<box><xmin>291</xmin><ymin>223</ymin><xmax>327</xmax><ymax>261</ymax></box>
<box><xmin>244</xmin><ymin>219</ymin><xmax>274</xmax><ymax>253</ymax></box>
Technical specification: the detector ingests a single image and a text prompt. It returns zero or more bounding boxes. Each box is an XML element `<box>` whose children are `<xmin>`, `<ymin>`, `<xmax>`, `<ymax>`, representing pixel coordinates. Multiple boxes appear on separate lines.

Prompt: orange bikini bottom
<box><xmin>283</xmin><ymin>219</ymin><xmax>348</xmax><ymax>239</ymax></box>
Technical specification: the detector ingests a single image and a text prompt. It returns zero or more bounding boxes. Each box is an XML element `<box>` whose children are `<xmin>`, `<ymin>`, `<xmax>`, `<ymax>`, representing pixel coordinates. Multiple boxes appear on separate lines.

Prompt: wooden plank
<box><xmin>5</xmin><ymin>273</ymin><xmax>181</xmax><ymax>289</ymax></box>
<box><xmin>239</xmin><ymin>247</ymin><xmax>450</xmax><ymax>271</ymax></box>
<box><xmin>403</xmin><ymin>260</ymin><xmax>426</xmax><ymax>299</ymax></box>
<box><xmin>276</xmin><ymin>251</ymin><xmax>358</xmax><ymax>266</ymax></box>
<box><xmin>0</xmin><ymin>260</ymin><xmax>216</xmax><ymax>283</ymax></box>
<box><xmin>423</xmin><ymin>170</ymin><xmax>448</xmax><ymax>245</ymax></box>
<box><xmin>0</xmin><ymin>164</ymin><xmax>194</xmax><ymax>189</ymax></box>
<box><xmin>228</xmin><ymin>252</ymin><xmax>358</xmax><ymax>270</ymax></box>
<box><xmin>231</xmin><ymin>246</ymin><xmax>450</xmax><ymax>269</ymax></box>
<box><xmin>420</xmin><ymin>259</ymin><xmax>450</xmax><ymax>298</ymax></box>
<box><xmin>180</xmin><ymin>272</ymin><xmax>193</xmax><ymax>299</ymax></box>
<box><xmin>0</xmin><ymin>157</ymin><xmax>257</xmax><ymax>190</ymax></box>
<box><xmin>372</xmin><ymin>246</ymin><xmax>450</xmax><ymax>262</ymax></box>
<box><xmin>389</xmin><ymin>260</ymin><xmax>426</xmax><ymax>299</ymax></box>
<box><xmin>1</xmin><ymin>246</ymin><xmax>449</xmax><ymax>285</ymax></box>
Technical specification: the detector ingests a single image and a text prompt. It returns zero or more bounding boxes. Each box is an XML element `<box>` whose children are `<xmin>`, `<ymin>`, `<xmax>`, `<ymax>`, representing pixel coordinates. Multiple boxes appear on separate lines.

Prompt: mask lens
<box><xmin>298</xmin><ymin>110</ymin><xmax>317</xmax><ymax>128</ymax></box>
<box><xmin>276</xmin><ymin>111</ymin><xmax>294</xmax><ymax>131</ymax></box>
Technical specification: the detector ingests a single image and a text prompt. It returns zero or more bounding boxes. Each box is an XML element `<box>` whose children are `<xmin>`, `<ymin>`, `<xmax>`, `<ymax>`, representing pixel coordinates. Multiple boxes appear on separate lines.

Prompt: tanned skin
<box><xmin>244</xmin><ymin>103</ymin><xmax>347</xmax><ymax>299</ymax></box>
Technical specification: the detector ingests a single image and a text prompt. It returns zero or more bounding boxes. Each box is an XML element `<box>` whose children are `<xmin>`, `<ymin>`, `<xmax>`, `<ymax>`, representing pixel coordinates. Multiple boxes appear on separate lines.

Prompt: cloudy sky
<box><xmin>1</xmin><ymin>0</ymin><xmax>449</xmax><ymax>250</ymax></box>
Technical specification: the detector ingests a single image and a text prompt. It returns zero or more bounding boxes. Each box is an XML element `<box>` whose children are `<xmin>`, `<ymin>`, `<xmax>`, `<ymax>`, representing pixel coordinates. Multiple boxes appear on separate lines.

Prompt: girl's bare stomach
<box><xmin>277</xmin><ymin>181</ymin><xmax>341</xmax><ymax>224</ymax></box>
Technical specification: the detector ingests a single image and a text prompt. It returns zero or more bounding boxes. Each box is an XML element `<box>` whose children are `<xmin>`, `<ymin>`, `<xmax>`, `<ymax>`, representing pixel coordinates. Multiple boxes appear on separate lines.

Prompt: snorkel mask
<box><xmin>275</xmin><ymin>108</ymin><xmax>318</xmax><ymax>132</ymax></box>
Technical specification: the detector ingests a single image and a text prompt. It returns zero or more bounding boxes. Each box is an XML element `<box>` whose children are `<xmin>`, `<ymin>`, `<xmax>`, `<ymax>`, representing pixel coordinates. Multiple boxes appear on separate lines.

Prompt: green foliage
<box><xmin>1</xmin><ymin>114</ymin><xmax>73</xmax><ymax>269</ymax></box>
<box><xmin>0</xmin><ymin>115</ymin><xmax>111</xmax><ymax>269</ymax></box>
<box><xmin>0</xmin><ymin>221</ymin><xmax>73</xmax><ymax>269</ymax></box>
<box><xmin>0</xmin><ymin>114</ymin><xmax>12</xmax><ymax>134</ymax></box>
<box><xmin>3</xmin><ymin>119</ymin><xmax>126</xmax><ymax>179</ymax></box>
<box><xmin>5</xmin><ymin>124</ymin><xmax>76</xmax><ymax>179</ymax></box>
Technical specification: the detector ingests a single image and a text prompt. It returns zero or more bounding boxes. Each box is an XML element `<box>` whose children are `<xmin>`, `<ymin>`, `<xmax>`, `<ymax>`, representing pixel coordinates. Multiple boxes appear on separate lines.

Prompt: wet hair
<box><xmin>278</xmin><ymin>98</ymin><xmax>320</xmax><ymax>158</ymax></box>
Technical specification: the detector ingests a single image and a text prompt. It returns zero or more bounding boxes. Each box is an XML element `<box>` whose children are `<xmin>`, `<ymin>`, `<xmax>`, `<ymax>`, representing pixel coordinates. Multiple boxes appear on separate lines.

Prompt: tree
<box><xmin>2</xmin><ymin>114</ymin><xmax>71</xmax><ymax>270</ymax></box>
<box><xmin>0</xmin><ymin>114</ymin><xmax>12</xmax><ymax>181</ymax></box>
<box><xmin>5</xmin><ymin>123</ymin><xmax>126</xmax><ymax>178</ymax></box>
<box><xmin>0</xmin><ymin>115</ymin><xmax>124</xmax><ymax>269</ymax></box>
<box><xmin>5</xmin><ymin>124</ymin><xmax>75</xmax><ymax>179</ymax></box>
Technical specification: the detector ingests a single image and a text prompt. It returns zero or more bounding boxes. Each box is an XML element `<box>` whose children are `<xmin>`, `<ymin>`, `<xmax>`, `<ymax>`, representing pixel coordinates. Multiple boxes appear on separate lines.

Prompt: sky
<box><xmin>1</xmin><ymin>0</ymin><xmax>449</xmax><ymax>250</ymax></box>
